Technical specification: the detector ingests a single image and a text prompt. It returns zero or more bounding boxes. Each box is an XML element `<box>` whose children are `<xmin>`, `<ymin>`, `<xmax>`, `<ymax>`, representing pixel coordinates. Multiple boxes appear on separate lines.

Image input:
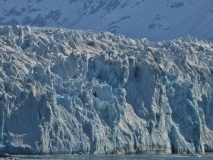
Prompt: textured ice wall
<box><xmin>0</xmin><ymin>25</ymin><xmax>213</xmax><ymax>154</ymax></box>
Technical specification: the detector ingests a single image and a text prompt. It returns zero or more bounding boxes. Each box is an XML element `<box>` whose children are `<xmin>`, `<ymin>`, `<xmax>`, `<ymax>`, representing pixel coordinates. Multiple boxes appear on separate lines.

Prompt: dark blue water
<box><xmin>15</xmin><ymin>153</ymin><xmax>213</xmax><ymax>160</ymax></box>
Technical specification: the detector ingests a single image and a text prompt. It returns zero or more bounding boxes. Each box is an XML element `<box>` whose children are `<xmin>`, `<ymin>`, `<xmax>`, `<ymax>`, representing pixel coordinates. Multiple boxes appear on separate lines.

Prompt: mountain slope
<box><xmin>0</xmin><ymin>0</ymin><xmax>213</xmax><ymax>41</ymax></box>
<box><xmin>0</xmin><ymin>25</ymin><xmax>213</xmax><ymax>154</ymax></box>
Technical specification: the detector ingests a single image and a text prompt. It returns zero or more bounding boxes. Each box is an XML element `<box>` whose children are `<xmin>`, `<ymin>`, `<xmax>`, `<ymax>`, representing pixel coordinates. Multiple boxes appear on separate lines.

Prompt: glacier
<box><xmin>0</xmin><ymin>25</ymin><xmax>213</xmax><ymax>155</ymax></box>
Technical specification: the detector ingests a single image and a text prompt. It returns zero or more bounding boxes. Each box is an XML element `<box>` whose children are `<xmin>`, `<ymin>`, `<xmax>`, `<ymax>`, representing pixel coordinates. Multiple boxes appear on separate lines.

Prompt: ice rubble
<box><xmin>0</xmin><ymin>25</ymin><xmax>213</xmax><ymax>154</ymax></box>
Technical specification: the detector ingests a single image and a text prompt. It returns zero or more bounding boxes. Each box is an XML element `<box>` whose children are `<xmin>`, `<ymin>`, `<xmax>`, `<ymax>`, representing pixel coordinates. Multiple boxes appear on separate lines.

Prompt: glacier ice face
<box><xmin>0</xmin><ymin>25</ymin><xmax>213</xmax><ymax>154</ymax></box>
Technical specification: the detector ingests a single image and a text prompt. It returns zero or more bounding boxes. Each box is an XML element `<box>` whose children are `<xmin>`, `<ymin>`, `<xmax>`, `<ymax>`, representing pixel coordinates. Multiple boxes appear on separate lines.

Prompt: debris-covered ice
<box><xmin>0</xmin><ymin>25</ymin><xmax>213</xmax><ymax>154</ymax></box>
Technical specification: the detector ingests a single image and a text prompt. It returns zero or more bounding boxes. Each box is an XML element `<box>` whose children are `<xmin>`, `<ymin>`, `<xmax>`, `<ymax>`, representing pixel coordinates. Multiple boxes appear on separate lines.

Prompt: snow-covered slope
<box><xmin>0</xmin><ymin>25</ymin><xmax>213</xmax><ymax>154</ymax></box>
<box><xmin>0</xmin><ymin>0</ymin><xmax>213</xmax><ymax>41</ymax></box>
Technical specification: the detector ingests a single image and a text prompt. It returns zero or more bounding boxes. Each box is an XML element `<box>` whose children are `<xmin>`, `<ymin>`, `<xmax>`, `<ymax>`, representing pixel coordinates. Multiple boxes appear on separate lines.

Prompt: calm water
<box><xmin>14</xmin><ymin>153</ymin><xmax>213</xmax><ymax>160</ymax></box>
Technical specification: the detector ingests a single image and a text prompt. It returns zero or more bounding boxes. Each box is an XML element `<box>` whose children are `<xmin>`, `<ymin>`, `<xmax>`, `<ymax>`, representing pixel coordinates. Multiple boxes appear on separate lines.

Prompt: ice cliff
<box><xmin>0</xmin><ymin>25</ymin><xmax>213</xmax><ymax>154</ymax></box>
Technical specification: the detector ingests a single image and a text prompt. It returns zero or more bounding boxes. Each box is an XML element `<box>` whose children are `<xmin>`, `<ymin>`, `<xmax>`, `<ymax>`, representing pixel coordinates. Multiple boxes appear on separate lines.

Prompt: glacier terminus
<box><xmin>0</xmin><ymin>26</ymin><xmax>212</xmax><ymax>155</ymax></box>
